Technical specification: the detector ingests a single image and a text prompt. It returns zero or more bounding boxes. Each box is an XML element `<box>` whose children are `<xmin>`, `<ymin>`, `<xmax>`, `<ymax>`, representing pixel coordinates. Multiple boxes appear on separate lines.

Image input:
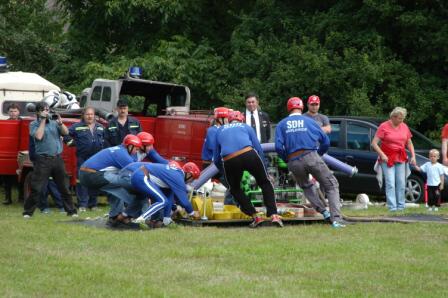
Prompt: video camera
<box><xmin>25</xmin><ymin>102</ymin><xmax>59</xmax><ymax>120</ymax></box>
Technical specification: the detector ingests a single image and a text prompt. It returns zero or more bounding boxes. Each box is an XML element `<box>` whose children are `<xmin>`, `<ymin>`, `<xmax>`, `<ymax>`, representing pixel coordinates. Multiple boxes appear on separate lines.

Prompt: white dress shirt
<box><xmin>245</xmin><ymin>109</ymin><xmax>261</xmax><ymax>141</ymax></box>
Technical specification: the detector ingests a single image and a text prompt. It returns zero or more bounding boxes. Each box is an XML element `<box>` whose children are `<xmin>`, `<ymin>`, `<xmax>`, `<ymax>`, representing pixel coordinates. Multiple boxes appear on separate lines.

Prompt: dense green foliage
<box><xmin>1</xmin><ymin>0</ymin><xmax>447</xmax><ymax>136</ymax></box>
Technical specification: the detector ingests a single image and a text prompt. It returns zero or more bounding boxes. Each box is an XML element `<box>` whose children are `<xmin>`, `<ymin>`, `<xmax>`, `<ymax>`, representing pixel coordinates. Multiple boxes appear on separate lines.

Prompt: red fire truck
<box><xmin>0</xmin><ymin>65</ymin><xmax>212</xmax><ymax>200</ymax></box>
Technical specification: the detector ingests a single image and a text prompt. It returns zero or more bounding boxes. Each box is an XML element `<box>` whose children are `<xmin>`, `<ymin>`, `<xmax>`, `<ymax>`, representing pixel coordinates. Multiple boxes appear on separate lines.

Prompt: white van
<box><xmin>0</xmin><ymin>71</ymin><xmax>60</xmax><ymax>119</ymax></box>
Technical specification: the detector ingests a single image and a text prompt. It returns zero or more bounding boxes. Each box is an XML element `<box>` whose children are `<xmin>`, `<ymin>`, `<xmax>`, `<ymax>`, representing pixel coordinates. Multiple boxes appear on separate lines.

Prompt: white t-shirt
<box><xmin>420</xmin><ymin>162</ymin><xmax>445</xmax><ymax>186</ymax></box>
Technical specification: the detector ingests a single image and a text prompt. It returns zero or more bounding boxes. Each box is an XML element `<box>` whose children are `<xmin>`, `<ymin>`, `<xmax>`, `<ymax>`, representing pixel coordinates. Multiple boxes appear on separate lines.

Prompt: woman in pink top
<box><xmin>371</xmin><ymin>107</ymin><xmax>416</xmax><ymax>211</ymax></box>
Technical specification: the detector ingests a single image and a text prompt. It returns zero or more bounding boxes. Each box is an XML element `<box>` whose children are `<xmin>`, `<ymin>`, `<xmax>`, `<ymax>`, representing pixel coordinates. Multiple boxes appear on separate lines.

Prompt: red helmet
<box><xmin>122</xmin><ymin>134</ymin><xmax>142</xmax><ymax>148</ymax></box>
<box><xmin>308</xmin><ymin>95</ymin><xmax>320</xmax><ymax>104</ymax></box>
<box><xmin>182</xmin><ymin>162</ymin><xmax>201</xmax><ymax>179</ymax></box>
<box><xmin>137</xmin><ymin>132</ymin><xmax>154</xmax><ymax>146</ymax></box>
<box><xmin>214</xmin><ymin>107</ymin><xmax>229</xmax><ymax>119</ymax></box>
<box><xmin>168</xmin><ymin>160</ymin><xmax>182</xmax><ymax>169</ymax></box>
<box><xmin>287</xmin><ymin>97</ymin><xmax>304</xmax><ymax>112</ymax></box>
<box><xmin>228</xmin><ymin>110</ymin><xmax>245</xmax><ymax>123</ymax></box>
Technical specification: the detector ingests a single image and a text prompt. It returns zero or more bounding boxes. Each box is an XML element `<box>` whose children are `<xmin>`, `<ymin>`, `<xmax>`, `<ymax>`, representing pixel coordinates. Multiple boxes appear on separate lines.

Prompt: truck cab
<box><xmin>84</xmin><ymin>74</ymin><xmax>191</xmax><ymax>116</ymax></box>
<box><xmin>83</xmin><ymin>72</ymin><xmax>210</xmax><ymax>166</ymax></box>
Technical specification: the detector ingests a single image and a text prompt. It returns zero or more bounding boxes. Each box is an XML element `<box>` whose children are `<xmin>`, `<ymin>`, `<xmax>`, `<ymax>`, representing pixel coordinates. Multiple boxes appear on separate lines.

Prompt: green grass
<box><xmin>1</xmin><ymin>202</ymin><xmax>448</xmax><ymax>297</ymax></box>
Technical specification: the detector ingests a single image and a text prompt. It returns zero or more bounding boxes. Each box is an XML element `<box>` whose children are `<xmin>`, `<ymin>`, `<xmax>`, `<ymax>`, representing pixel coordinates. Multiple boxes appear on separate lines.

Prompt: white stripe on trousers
<box><xmin>141</xmin><ymin>175</ymin><xmax>166</xmax><ymax>220</ymax></box>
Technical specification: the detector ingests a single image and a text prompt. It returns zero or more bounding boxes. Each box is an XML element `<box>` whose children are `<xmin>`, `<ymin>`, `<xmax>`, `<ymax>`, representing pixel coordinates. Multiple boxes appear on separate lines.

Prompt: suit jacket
<box><xmin>244</xmin><ymin>109</ymin><xmax>271</xmax><ymax>143</ymax></box>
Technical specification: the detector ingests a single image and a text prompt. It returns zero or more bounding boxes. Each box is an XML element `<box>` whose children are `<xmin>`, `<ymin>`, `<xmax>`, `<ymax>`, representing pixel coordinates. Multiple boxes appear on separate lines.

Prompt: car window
<box><xmin>101</xmin><ymin>86</ymin><xmax>111</xmax><ymax>102</ymax></box>
<box><xmin>411</xmin><ymin>129</ymin><xmax>436</xmax><ymax>150</ymax></box>
<box><xmin>91</xmin><ymin>86</ymin><xmax>101</xmax><ymax>101</ymax></box>
<box><xmin>347</xmin><ymin>123</ymin><xmax>371</xmax><ymax>151</ymax></box>
<box><xmin>329</xmin><ymin>122</ymin><xmax>340</xmax><ymax>147</ymax></box>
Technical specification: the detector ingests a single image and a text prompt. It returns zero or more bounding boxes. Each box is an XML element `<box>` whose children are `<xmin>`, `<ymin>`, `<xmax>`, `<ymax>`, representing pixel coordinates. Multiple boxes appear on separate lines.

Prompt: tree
<box><xmin>0</xmin><ymin>0</ymin><xmax>66</xmax><ymax>78</ymax></box>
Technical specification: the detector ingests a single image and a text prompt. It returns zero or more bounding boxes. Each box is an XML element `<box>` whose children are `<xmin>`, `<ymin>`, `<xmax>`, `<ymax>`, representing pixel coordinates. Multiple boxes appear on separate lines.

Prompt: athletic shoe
<box><xmin>249</xmin><ymin>216</ymin><xmax>264</xmax><ymax>228</ymax></box>
<box><xmin>79</xmin><ymin>207</ymin><xmax>87</xmax><ymax>212</ymax></box>
<box><xmin>90</xmin><ymin>207</ymin><xmax>99</xmax><ymax>211</ymax></box>
<box><xmin>133</xmin><ymin>216</ymin><xmax>146</xmax><ymax>224</ymax></box>
<box><xmin>23</xmin><ymin>214</ymin><xmax>31</xmax><ymax>219</ymax></box>
<box><xmin>331</xmin><ymin>221</ymin><xmax>346</xmax><ymax>228</ymax></box>
<box><xmin>41</xmin><ymin>208</ymin><xmax>51</xmax><ymax>214</ymax></box>
<box><xmin>163</xmin><ymin>217</ymin><xmax>174</xmax><ymax>226</ymax></box>
<box><xmin>71</xmin><ymin>213</ymin><xmax>79</xmax><ymax>218</ymax></box>
<box><xmin>271</xmin><ymin>214</ymin><xmax>284</xmax><ymax>227</ymax></box>
<box><xmin>131</xmin><ymin>217</ymin><xmax>151</xmax><ymax>230</ymax></box>
<box><xmin>433</xmin><ymin>207</ymin><xmax>439</xmax><ymax>212</ymax></box>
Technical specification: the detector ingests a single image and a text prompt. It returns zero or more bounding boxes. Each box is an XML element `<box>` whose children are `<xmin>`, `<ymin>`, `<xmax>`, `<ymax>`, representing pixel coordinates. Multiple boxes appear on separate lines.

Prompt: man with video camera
<box><xmin>23</xmin><ymin>102</ymin><xmax>77</xmax><ymax>218</ymax></box>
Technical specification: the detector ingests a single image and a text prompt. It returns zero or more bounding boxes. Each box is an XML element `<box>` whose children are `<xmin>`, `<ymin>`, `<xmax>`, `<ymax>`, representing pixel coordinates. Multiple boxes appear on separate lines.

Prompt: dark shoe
<box><xmin>67</xmin><ymin>210</ymin><xmax>78</xmax><ymax>217</ymax></box>
<box><xmin>150</xmin><ymin>220</ymin><xmax>164</xmax><ymax>229</ymax></box>
<box><xmin>249</xmin><ymin>216</ymin><xmax>265</xmax><ymax>228</ymax></box>
<box><xmin>107</xmin><ymin>217</ymin><xmax>140</xmax><ymax>230</ymax></box>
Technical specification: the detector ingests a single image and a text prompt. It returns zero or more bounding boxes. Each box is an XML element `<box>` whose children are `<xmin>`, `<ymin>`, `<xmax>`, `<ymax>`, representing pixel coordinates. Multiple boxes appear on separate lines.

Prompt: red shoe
<box><xmin>249</xmin><ymin>216</ymin><xmax>265</xmax><ymax>228</ymax></box>
<box><xmin>271</xmin><ymin>214</ymin><xmax>284</xmax><ymax>227</ymax></box>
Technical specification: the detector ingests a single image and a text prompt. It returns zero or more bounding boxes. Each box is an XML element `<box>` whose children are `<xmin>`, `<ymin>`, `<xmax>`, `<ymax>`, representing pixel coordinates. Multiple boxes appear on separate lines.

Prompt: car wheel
<box><xmin>405</xmin><ymin>174</ymin><xmax>424</xmax><ymax>203</ymax></box>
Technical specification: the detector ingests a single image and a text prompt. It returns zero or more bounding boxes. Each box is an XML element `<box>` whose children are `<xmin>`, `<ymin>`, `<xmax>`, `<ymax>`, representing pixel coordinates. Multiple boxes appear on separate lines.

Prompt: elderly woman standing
<box><xmin>372</xmin><ymin>107</ymin><xmax>416</xmax><ymax>211</ymax></box>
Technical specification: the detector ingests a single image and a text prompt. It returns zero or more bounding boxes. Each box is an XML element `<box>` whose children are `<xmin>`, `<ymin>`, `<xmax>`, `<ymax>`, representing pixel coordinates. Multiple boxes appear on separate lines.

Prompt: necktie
<box><xmin>250</xmin><ymin>111</ymin><xmax>257</xmax><ymax>131</ymax></box>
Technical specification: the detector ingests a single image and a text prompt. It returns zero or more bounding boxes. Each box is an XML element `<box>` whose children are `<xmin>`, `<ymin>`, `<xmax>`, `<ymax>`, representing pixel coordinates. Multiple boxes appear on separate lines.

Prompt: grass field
<box><xmin>1</xmin><ymin>201</ymin><xmax>448</xmax><ymax>297</ymax></box>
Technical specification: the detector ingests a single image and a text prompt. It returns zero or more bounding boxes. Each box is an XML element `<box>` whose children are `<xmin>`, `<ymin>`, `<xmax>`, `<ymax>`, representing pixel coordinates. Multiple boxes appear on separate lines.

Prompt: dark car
<box><xmin>327</xmin><ymin>116</ymin><xmax>446</xmax><ymax>203</ymax></box>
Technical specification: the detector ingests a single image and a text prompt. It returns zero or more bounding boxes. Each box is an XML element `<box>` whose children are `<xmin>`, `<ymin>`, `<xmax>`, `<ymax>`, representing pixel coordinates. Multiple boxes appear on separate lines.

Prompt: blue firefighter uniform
<box><xmin>137</xmin><ymin>148</ymin><xmax>169</xmax><ymax>164</ymax></box>
<box><xmin>275</xmin><ymin>112</ymin><xmax>343</xmax><ymax>224</ymax></box>
<box><xmin>213</xmin><ymin>123</ymin><xmax>266</xmax><ymax>170</ymax></box>
<box><xmin>119</xmin><ymin>162</ymin><xmax>194</xmax><ymax>221</ymax></box>
<box><xmin>68</xmin><ymin>120</ymin><xmax>105</xmax><ymax>208</ymax></box>
<box><xmin>79</xmin><ymin>145</ymin><xmax>137</xmax><ymax>217</ymax></box>
<box><xmin>201</xmin><ymin>125</ymin><xmax>219</xmax><ymax>164</ymax></box>
<box><xmin>274</xmin><ymin>113</ymin><xmax>329</xmax><ymax>161</ymax></box>
<box><xmin>212</xmin><ymin>122</ymin><xmax>278</xmax><ymax>217</ymax></box>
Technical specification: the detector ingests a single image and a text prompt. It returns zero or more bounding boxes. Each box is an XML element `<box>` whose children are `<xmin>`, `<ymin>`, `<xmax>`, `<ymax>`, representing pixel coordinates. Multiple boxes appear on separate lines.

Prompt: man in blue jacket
<box><xmin>275</xmin><ymin>97</ymin><xmax>345</xmax><ymax>228</ymax></box>
<box><xmin>104</xmin><ymin>99</ymin><xmax>142</xmax><ymax>147</ymax></box>
<box><xmin>67</xmin><ymin>106</ymin><xmax>105</xmax><ymax>211</ymax></box>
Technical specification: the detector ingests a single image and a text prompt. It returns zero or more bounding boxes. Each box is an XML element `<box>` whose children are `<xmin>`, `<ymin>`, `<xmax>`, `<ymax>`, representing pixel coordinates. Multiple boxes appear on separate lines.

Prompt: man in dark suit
<box><xmin>244</xmin><ymin>92</ymin><xmax>271</xmax><ymax>143</ymax></box>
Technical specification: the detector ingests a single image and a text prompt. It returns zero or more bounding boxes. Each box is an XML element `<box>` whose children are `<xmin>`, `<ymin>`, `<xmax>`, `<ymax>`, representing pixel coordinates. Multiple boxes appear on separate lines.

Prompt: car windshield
<box><xmin>411</xmin><ymin>128</ymin><xmax>439</xmax><ymax>150</ymax></box>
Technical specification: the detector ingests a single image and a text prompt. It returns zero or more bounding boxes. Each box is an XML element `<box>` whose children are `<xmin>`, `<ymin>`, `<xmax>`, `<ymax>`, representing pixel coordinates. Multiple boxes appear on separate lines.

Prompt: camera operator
<box><xmin>23</xmin><ymin>102</ymin><xmax>77</xmax><ymax>218</ymax></box>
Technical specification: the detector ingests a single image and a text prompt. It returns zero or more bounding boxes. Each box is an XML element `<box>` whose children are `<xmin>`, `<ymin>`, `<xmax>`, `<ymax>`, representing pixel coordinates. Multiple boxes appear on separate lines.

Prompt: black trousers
<box><xmin>223</xmin><ymin>149</ymin><xmax>277</xmax><ymax>217</ymax></box>
<box><xmin>427</xmin><ymin>185</ymin><xmax>441</xmax><ymax>207</ymax></box>
<box><xmin>23</xmin><ymin>155</ymin><xmax>76</xmax><ymax>216</ymax></box>
<box><xmin>2</xmin><ymin>175</ymin><xmax>17</xmax><ymax>201</ymax></box>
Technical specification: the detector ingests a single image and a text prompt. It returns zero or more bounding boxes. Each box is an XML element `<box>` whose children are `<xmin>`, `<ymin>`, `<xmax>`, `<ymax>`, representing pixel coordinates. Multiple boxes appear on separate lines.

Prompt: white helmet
<box><xmin>60</xmin><ymin>91</ymin><xmax>80</xmax><ymax>110</ymax></box>
<box><xmin>43</xmin><ymin>90</ymin><xmax>61</xmax><ymax>108</ymax></box>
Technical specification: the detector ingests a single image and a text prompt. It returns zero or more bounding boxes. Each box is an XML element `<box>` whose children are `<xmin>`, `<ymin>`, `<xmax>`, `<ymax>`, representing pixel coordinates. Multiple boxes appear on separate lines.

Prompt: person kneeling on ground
<box><xmin>118</xmin><ymin>161</ymin><xmax>200</xmax><ymax>227</ymax></box>
<box><xmin>79</xmin><ymin>134</ymin><xmax>141</xmax><ymax>229</ymax></box>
